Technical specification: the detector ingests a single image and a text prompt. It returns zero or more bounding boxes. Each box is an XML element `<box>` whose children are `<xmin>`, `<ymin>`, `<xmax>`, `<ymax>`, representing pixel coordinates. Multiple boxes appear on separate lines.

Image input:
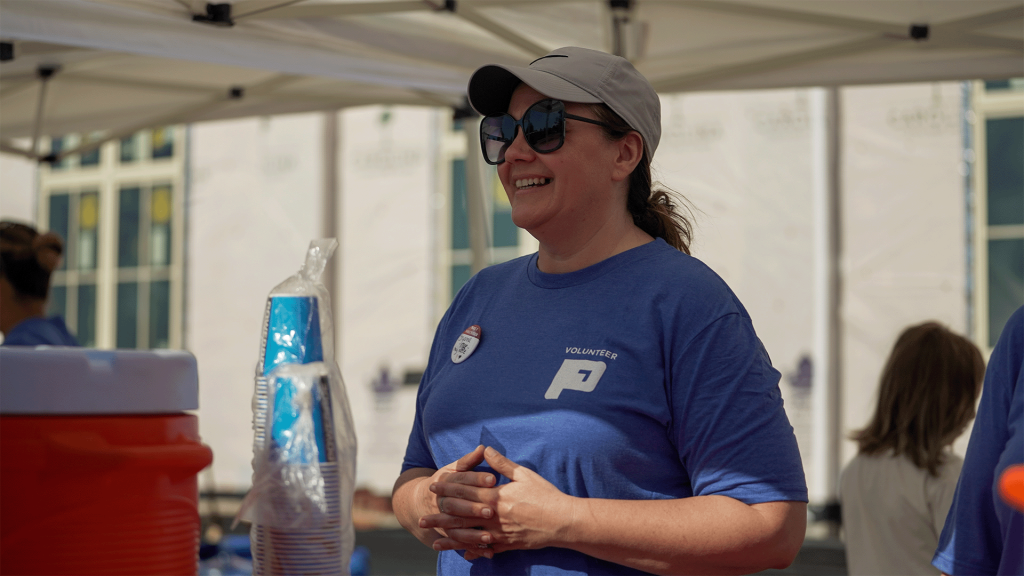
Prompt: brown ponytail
<box><xmin>0</xmin><ymin>220</ymin><xmax>63</xmax><ymax>299</ymax></box>
<box><xmin>32</xmin><ymin>232</ymin><xmax>64</xmax><ymax>273</ymax></box>
<box><xmin>591</xmin><ymin>105</ymin><xmax>694</xmax><ymax>254</ymax></box>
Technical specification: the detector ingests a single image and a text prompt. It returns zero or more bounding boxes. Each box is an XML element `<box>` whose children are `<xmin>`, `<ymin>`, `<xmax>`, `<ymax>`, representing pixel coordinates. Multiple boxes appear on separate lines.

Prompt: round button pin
<box><xmin>451</xmin><ymin>325</ymin><xmax>481</xmax><ymax>364</ymax></box>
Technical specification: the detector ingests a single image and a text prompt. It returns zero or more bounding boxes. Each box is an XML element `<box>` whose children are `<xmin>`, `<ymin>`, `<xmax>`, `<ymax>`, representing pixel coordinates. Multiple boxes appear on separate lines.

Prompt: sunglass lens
<box><xmin>479</xmin><ymin>100</ymin><xmax>566</xmax><ymax>164</ymax></box>
<box><xmin>523</xmin><ymin>101</ymin><xmax>564</xmax><ymax>152</ymax></box>
<box><xmin>481</xmin><ymin>115</ymin><xmax>513</xmax><ymax>164</ymax></box>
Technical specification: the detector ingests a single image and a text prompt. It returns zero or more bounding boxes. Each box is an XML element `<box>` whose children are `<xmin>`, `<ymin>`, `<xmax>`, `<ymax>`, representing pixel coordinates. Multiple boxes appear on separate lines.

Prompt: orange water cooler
<box><xmin>0</xmin><ymin>347</ymin><xmax>213</xmax><ymax>575</ymax></box>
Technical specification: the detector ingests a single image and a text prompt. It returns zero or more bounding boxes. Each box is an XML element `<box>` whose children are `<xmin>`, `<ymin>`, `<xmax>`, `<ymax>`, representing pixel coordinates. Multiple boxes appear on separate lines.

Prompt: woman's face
<box><xmin>496</xmin><ymin>84</ymin><xmax>626</xmax><ymax>238</ymax></box>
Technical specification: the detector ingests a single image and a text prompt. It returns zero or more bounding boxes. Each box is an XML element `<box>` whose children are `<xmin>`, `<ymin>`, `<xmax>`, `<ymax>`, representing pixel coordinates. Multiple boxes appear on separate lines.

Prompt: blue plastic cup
<box><xmin>259</xmin><ymin>296</ymin><xmax>330</xmax><ymax>463</ymax></box>
<box><xmin>261</xmin><ymin>296</ymin><xmax>324</xmax><ymax>376</ymax></box>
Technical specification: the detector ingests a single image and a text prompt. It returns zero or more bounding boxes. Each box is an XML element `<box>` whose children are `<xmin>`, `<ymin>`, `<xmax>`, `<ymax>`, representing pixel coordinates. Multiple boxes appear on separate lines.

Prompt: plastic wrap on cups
<box><xmin>236</xmin><ymin>239</ymin><xmax>357</xmax><ymax>575</ymax></box>
<box><xmin>244</xmin><ymin>363</ymin><xmax>330</xmax><ymax>529</ymax></box>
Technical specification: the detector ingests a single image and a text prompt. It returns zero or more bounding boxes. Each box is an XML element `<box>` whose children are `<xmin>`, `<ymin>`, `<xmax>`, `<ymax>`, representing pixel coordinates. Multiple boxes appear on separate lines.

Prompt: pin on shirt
<box><xmin>452</xmin><ymin>325</ymin><xmax>481</xmax><ymax>364</ymax></box>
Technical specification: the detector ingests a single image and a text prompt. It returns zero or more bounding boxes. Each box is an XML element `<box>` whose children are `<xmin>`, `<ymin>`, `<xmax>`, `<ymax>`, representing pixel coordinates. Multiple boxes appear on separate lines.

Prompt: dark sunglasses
<box><xmin>479</xmin><ymin>99</ymin><xmax>617</xmax><ymax>165</ymax></box>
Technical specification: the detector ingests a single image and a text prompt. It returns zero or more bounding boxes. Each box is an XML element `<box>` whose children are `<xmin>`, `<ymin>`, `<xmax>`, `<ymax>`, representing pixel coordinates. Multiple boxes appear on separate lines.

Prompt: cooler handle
<box><xmin>47</xmin><ymin>432</ymin><xmax>213</xmax><ymax>475</ymax></box>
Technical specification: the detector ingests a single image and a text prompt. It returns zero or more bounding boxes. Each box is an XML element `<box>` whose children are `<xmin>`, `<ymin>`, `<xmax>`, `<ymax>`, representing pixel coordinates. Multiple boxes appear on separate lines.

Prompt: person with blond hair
<box><xmin>0</xmin><ymin>220</ymin><xmax>78</xmax><ymax>346</ymax></box>
<box><xmin>839</xmin><ymin>321</ymin><xmax>984</xmax><ymax>575</ymax></box>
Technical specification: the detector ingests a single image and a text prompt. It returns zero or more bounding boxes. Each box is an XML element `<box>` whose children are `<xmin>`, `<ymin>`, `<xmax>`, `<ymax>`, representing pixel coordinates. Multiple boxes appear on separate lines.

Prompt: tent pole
<box><xmin>961</xmin><ymin>81</ymin><xmax>975</xmax><ymax>341</ymax></box>
<box><xmin>323</xmin><ymin>109</ymin><xmax>341</xmax><ymax>362</ymax></box>
<box><xmin>0</xmin><ymin>141</ymin><xmax>38</xmax><ymax>160</ymax></box>
<box><xmin>30</xmin><ymin>66</ymin><xmax>59</xmax><ymax>159</ymax></box>
<box><xmin>810</xmin><ymin>86</ymin><xmax>843</xmax><ymax>537</ymax></box>
<box><xmin>463</xmin><ymin>120</ymin><xmax>492</xmax><ymax>274</ymax></box>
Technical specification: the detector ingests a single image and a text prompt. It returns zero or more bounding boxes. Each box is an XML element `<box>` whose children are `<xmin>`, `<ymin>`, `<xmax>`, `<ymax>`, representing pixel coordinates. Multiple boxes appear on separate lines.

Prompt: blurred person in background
<box><xmin>0</xmin><ymin>220</ymin><xmax>78</xmax><ymax>346</ymax></box>
<box><xmin>839</xmin><ymin>321</ymin><xmax>984</xmax><ymax>576</ymax></box>
<box><xmin>933</xmin><ymin>305</ymin><xmax>1023</xmax><ymax>576</ymax></box>
<box><xmin>392</xmin><ymin>46</ymin><xmax>807</xmax><ymax>576</ymax></box>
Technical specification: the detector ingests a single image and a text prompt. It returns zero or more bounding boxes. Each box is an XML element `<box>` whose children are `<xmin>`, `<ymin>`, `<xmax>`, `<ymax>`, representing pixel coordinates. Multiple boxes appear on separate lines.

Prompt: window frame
<box><xmin>37</xmin><ymin>127</ymin><xmax>187</xmax><ymax>349</ymax></box>
<box><xmin>970</xmin><ymin>81</ymin><xmax>1024</xmax><ymax>349</ymax></box>
<box><xmin>435</xmin><ymin>113</ymin><xmax>537</xmax><ymax>316</ymax></box>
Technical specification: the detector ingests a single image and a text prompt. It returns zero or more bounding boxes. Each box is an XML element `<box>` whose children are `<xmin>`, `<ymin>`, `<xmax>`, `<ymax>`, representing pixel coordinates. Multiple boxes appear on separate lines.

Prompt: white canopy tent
<box><xmin>1</xmin><ymin>0</ymin><xmax>1022</xmax><ymax>515</ymax></box>
<box><xmin>1</xmin><ymin>0</ymin><xmax>1022</xmax><ymax>157</ymax></box>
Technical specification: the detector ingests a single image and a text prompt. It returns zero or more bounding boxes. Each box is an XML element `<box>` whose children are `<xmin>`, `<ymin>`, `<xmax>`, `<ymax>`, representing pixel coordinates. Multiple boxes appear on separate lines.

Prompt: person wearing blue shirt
<box><xmin>933</xmin><ymin>305</ymin><xmax>1024</xmax><ymax>576</ymax></box>
<box><xmin>0</xmin><ymin>220</ymin><xmax>79</xmax><ymax>347</ymax></box>
<box><xmin>392</xmin><ymin>46</ymin><xmax>807</xmax><ymax>576</ymax></box>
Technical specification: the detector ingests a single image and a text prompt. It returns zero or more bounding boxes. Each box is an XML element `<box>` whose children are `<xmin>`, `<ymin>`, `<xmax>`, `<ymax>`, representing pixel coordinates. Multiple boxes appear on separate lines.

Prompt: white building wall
<box><xmin>0</xmin><ymin>152</ymin><xmax>36</xmax><ymax>222</ymax></box>
<box><xmin>188</xmin><ymin>113</ymin><xmax>326</xmax><ymax>492</ymax></box>
<box><xmin>337</xmin><ymin>106</ymin><xmax>436</xmax><ymax>494</ymax></box>
<box><xmin>840</xmin><ymin>83</ymin><xmax>969</xmax><ymax>466</ymax></box>
<box><xmin>656</xmin><ymin>83</ymin><xmax>968</xmax><ymax>501</ymax></box>
<box><xmin>185</xmin><ymin>106</ymin><xmax>437</xmax><ymax>494</ymax></box>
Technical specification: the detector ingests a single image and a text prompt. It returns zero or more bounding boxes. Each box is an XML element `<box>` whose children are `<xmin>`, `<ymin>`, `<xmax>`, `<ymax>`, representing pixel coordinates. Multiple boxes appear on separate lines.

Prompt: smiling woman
<box><xmin>392</xmin><ymin>46</ymin><xmax>808</xmax><ymax>576</ymax></box>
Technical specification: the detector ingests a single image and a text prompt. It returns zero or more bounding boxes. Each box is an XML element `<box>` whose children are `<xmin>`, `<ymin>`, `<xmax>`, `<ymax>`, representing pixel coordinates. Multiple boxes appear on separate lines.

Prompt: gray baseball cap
<box><xmin>467</xmin><ymin>46</ymin><xmax>661</xmax><ymax>157</ymax></box>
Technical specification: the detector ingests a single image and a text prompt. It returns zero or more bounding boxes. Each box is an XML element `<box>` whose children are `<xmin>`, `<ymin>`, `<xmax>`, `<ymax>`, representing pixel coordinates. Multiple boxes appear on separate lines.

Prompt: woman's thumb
<box><xmin>455</xmin><ymin>444</ymin><xmax>485</xmax><ymax>471</ymax></box>
<box><xmin>484</xmin><ymin>446</ymin><xmax>515</xmax><ymax>475</ymax></box>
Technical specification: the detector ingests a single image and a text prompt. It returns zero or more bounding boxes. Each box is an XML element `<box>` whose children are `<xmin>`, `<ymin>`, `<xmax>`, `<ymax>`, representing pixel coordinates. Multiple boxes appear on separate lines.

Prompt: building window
<box><xmin>49</xmin><ymin>133</ymin><xmax>103</xmax><ymax>171</ymax></box>
<box><xmin>120</xmin><ymin>134</ymin><xmax>140</xmax><ymax>164</ymax></box>
<box><xmin>48</xmin><ymin>137</ymin><xmax>69</xmax><ymax>171</ymax></box>
<box><xmin>448</xmin><ymin>155</ymin><xmax>520</xmax><ymax>299</ymax></box>
<box><xmin>45</xmin><ymin>190</ymin><xmax>100</xmax><ymax>346</ymax></box>
<box><xmin>80</xmin><ymin>147</ymin><xmax>100</xmax><ymax>168</ymax></box>
<box><xmin>39</xmin><ymin>128</ymin><xmax>185</xmax><ymax>349</ymax></box>
<box><xmin>151</xmin><ymin>127</ymin><xmax>174</xmax><ymax>159</ymax></box>
<box><xmin>973</xmin><ymin>80</ymin><xmax>1024</xmax><ymax>347</ymax></box>
<box><xmin>116</xmin><ymin>183</ymin><xmax>175</xmax><ymax>349</ymax></box>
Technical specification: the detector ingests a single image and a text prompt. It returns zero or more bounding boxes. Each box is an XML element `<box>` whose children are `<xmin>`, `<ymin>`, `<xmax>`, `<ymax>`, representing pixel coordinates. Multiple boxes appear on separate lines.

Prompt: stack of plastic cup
<box><xmin>253</xmin><ymin>294</ymin><xmax>325</xmax><ymax>457</ymax></box>
<box><xmin>250</xmin><ymin>295</ymin><xmax>347</xmax><ymax>575</ymax></box>
<box><xmin>250</xmin><ymin>460</ymin><xmax>343</xmax><ymax>575</ymax></box>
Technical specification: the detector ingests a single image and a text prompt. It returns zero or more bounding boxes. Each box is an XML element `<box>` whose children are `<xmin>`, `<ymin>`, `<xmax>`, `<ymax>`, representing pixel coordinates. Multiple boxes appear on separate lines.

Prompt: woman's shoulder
<box><xmin>2</xmin><ymin>316</ymin><xmax>79</xmax><ymax>347</ymax></box>
<box><xmin>635</xmin><ymin>240</ymin><xmax>732</xmax><ymax>288</ymax></box>
<box><xmin>634</xmin><ymin>240</ymin><xmax>749</xmax><ymax>317</ymax></box>
<box><xmin>841</xmin><ymin>451</ymin><xmax>920</xmax><ymax>477</ymax></box>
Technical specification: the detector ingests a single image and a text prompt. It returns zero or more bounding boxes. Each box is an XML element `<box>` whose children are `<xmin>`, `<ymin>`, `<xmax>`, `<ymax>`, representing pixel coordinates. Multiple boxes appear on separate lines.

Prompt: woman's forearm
<box><xmin>560</xmin><ymin>496</ymin><xmax>806</xmax><ymax>576</ymax></box>
<box><xmin>425</xmin><ymin>447</ymin><xmax>806</xmax><ymax>574</ymax></box>
<box><xmin>392</xmin><ymin>467</ymin><xmax>442</xmax><ymax>547</ymax></box>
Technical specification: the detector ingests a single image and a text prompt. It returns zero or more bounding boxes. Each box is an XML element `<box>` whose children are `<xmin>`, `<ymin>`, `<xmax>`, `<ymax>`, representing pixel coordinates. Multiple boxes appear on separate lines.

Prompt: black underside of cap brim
<box><xmin>468</xmin><ymin>65</ymin><xmax>523</xmax><ymax>117</ymax></box>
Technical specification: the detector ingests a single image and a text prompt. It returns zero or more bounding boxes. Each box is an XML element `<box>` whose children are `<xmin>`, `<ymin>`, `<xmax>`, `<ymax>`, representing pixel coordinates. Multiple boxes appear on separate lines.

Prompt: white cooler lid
<box><xmin>0</xmin><ymin>347</ymin><xmax>199</xmax><ymax>414</ymax></box>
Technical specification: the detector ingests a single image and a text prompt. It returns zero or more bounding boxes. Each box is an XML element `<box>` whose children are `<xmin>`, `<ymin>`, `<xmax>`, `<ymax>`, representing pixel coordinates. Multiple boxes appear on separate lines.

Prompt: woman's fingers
<box><xmin>420</xmin><ymin>499</ymin><xmax>493</xmax><ymax>528</ymax></box>
<box><xmin>440</xmin><ymin>470</ymin><xmax>496</xmax><ymax>488</ymax></box>
<box><xmin>446</xmin><ymin>527</ymin><xmax>494</xmax><ymax>545</ymax></box>
<box><xmin>483</xmin><ymin>446</ymin><xmax>520</xmax><ymax>479</ymax></box>
<box><xmin>431</xmin><ymin>479</ymin><xmax>495</xmax><ymax>508</ymax></box>
<box><xmin>432</xmin><ymin>531</ymin><xmax>496</xmax><ymax>559</ymax></box>
<box><xmin>455</xmin><ymin>444</ymin><xmax>486</xmax><ymax>471</ymax></box>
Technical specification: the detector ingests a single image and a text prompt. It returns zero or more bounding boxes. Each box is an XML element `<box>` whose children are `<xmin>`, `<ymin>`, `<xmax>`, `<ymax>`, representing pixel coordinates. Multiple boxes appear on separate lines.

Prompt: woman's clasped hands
<box><xmin>420</xmin><ymin>445</ymin><xmax>577</xmax><ymax>561</ymax></box>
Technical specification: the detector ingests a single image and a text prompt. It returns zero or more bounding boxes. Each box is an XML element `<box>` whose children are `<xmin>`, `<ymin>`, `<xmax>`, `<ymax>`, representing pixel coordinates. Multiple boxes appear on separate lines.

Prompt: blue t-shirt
<box><xmin>933</xmin><ymin>305</ymin><xmax>1024</xmax><ymax>576</ymax></box>
<box><xmin>1</xmin><ymin>316</ymin><xmax>79</xmax><ymax>347</ymax></box>
<box><xmin>403</xmin><ymin>239</ymin><xmax>807</xmax><ymax>576</ymax></box>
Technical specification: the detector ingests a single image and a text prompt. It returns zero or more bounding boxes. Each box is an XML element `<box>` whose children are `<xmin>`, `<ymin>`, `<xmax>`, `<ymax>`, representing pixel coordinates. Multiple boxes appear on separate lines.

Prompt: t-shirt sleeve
<box><xmin>401</xmin><ymin>379</ymin><xmax>435</xmax><ymax>473</ymax></box>
<box><xmin>400</xmin><ymin>303</ymin><xmax>455</xmax><ymax>474</ymax></box>
<box><xmin>669</xmin><ymin>312</ymin><xmax>808</xmax><ymax>504</ymax></box>
<box><xmin>933</xmin><ymin>306</ymin><xmax>1024</xmax><ymax>576</ymax></box>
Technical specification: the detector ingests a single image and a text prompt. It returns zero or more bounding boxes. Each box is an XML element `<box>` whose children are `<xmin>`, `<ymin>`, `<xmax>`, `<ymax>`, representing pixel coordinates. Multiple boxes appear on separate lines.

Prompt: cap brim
<box><xmin>468</xmin><ymin>64</ymin><xmax>602</xmax><ymax>117</ymax></box>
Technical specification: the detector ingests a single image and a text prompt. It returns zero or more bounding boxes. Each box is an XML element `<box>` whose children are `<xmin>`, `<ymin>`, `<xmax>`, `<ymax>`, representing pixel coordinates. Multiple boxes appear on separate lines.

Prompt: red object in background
<box><xmin>999</xmin><ymin>464</ymin><xmax>1024</xmax><ymax>513</ymax></box>
<box><xmin>0</xmin><ymin>414</ymin><xmax>213</xmax><ymax>575</ymax></box>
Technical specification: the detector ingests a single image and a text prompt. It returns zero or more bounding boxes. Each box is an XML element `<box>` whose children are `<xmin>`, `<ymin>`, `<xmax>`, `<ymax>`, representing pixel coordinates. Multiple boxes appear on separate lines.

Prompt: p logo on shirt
<box><xmin>545</xmin><ymin>359</ymin><xmax>607</xmax><ymax>399</ymax></box>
